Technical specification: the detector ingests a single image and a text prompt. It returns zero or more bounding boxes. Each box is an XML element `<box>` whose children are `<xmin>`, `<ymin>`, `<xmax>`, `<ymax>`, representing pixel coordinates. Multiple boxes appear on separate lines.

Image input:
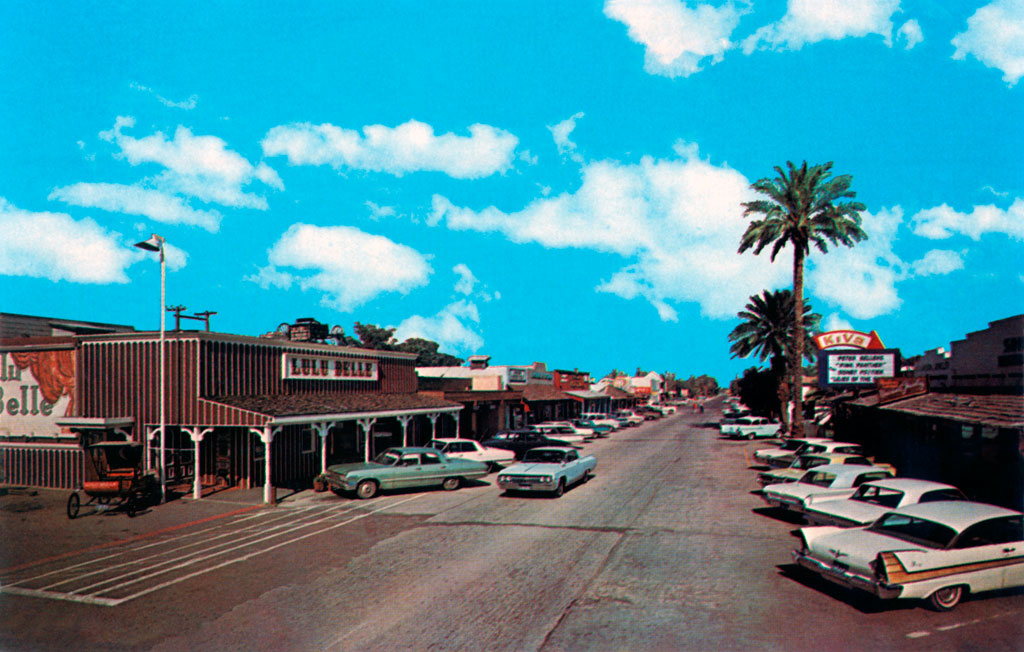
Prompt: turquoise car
<box><xmin>324</xmin><ymin>447</ymin><xmax>489</xmax><ymax>499</ymax></box>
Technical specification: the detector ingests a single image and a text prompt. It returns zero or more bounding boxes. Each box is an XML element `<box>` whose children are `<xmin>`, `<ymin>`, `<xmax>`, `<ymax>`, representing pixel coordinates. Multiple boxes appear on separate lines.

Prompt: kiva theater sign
<box><xmin>281</xmin><ymin>353</ymin><xmax>378</xmax><ymax>381</ymax></box>
<box><xmin>815</xmin><ymin>330</ymin><xmax>900</xmax><ymax>389</ymax></box>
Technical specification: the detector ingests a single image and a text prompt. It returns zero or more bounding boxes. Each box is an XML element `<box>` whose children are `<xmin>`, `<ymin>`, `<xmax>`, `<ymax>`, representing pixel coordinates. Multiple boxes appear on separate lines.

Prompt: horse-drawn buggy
<box><xmin>67</xmin><ymin>441</ymin><xmax>159</xmax><ymax>518</ymax></box>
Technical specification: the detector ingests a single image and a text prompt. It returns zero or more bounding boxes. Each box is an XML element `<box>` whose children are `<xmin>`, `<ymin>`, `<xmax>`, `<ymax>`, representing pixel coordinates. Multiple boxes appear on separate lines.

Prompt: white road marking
<box><xmin>0</xmin><ymin>496</ymin><xmax>421</xmax><ymax>606</ymax></box>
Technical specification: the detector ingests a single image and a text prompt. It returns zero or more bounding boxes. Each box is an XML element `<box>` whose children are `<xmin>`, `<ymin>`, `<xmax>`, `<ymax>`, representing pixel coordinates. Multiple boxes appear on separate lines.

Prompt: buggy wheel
<box><xmin>67</xmin><ymin>492</ymin><xmax>81</xmax><ymax>519</ymax></box>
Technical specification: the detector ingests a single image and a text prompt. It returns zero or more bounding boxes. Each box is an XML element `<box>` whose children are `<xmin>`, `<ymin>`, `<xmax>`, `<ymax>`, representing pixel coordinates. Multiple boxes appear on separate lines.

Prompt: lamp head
<box><xmin>133</xmin><ymin>233</ymin><xmax>165</xmax><ymax>252</ymax></box>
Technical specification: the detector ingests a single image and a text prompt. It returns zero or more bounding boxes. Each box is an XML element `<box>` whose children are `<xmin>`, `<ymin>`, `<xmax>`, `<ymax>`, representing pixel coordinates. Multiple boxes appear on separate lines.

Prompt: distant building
<box><xmin>910</xmin><ymin>315</ymin><xmax>1023</xmax><ymax>394</ymax></box>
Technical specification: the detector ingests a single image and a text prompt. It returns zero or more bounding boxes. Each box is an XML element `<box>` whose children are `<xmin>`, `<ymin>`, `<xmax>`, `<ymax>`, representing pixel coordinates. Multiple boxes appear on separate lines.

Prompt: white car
<box><xmin>540</xmin><ymin>421</ymin><xmax>597</xmax><ymax>437</ymax></box>
<box><xmin>580</xmin><ymin>413</ymin><xmax>622</xmax><ymax>430</ymax></box>
<box><xmin>529</xmin><ymin>424</ymin><xmax>587</xmax><ymax>444</ymax></box>
<box><xmin>612</xmin><ymin>411</ymin><xmax>644</xmax><ymax>426</ymax></box>
<box><xmin>754</xmin><ymin>438</ymin><xmax>831</xmax><ymax>466</ymax></box>
<box><xmin>723</xmin><ymin>416</ymin><xmax>784</xmax><ymax>440</ymax></box>
<box><xmin>803</xmin><ymin>478</ymin><xmax>968</xmax><ymax>527</ymax></box>
<box><xmin>426</xmin><ymin>438</ymin><xmax>516</xmax><ymax>471</ymax></box>
<box><xmin>794</xmin><ymin>501</ymin><xmax>1024</xmax><ymax>611</ymax></box>
<box><xmin>761</xmin><ymin>464</ymin><xmax>897</xmax><ymax>513</ymax></box>
<box><xmin>765</xmin><ymin>440</ymin><xmax>865</xmax><ymax>468</ymax></box>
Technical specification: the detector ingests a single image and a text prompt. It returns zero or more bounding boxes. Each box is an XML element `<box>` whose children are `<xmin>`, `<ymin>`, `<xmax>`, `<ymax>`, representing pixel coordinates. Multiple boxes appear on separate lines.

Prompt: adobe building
<box><xmin>0</xmin><ymin>314</ymin><xmax>461</xmax><ymax>503</ymax></box>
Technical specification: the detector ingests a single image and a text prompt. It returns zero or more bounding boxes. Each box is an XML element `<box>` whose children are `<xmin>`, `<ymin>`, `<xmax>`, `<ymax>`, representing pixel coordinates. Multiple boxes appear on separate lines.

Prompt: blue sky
<box><xmin>2</xmin><ymin>1</ymin><xmax>1022</xmax><ymax>385</ymax></box>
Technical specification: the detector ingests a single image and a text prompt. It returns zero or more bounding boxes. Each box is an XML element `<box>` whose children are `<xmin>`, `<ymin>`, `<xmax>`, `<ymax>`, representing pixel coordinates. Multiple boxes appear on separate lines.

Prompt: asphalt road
<box><xmin>2</xmin><ymin>402</ymin><xmax>1023</xmax><ymax>651</ymax></box>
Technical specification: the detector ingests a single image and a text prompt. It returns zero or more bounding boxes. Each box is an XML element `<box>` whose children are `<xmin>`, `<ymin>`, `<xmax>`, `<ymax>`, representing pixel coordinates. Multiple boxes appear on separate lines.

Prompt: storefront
<box><xmin>1</xmin><ymin>328</ymin><xmax>462</xmax><ymax>503</ymax></box>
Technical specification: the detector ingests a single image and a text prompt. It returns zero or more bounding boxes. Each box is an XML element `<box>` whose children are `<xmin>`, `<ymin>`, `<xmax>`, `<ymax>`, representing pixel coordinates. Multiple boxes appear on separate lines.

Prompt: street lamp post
<box><xmin>134</xmin><ymin>233</ymin><xmax>167</xmax><ymax>504</ymax></box>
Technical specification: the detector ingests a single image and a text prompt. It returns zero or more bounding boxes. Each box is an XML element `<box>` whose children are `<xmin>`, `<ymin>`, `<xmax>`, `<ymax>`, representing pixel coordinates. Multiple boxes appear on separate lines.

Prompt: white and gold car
<box><xmin>793</xmin><ymin>501</ymin><xmax>1024</xmax><ymax>611</ymax></box>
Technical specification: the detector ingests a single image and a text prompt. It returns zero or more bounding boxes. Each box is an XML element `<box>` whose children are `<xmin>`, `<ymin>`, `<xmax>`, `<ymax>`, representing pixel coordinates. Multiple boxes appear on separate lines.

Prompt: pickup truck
<box><xmin>496</xmin><ymin>447</ymin><xmax>597</xmax><ymax>497</ymax></box>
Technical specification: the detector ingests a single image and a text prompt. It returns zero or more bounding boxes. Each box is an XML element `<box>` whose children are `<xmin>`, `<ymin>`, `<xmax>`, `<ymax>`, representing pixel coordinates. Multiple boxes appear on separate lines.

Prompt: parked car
<box><xmin>651</xmin><ymin>403</ymin><xmax>677</xmax><ymax>414</ymax></box>
<box><xmin>529</xmin><ymin>424</ymin><xmax>588</xmax><ymax>444</ymax></box>
<box><xmin>761</xmin><ymin>464</ymin><xmax>896</xmax><ymax>513</ymax></box>
<box><xmin>793</xmin><ymin>501</ymin><xmax>1024</xmax><ymax>611</ymax></box>
<box><xmin>723</xmin><ymin>416</ymin><xmax>784</xmax><ymax>440</ymax></box>
<box><xmin>538</xmin><ymin>421</ymin><xmax>597</xmax><ymax>438</ymax></box>
<box><xmin>758</xmin><ymin>453</ymin><xmax>885</xmax><ymax>487</ymax></box>
<box><xmin>580</xmin><ymin>413</ymin><xmax>622</xmax><ymax>430</ymax></box>
<box><xmin>803</xmin><ymin>478</ymin><xmax>968</xmax><ymax>527</ymax></box>
<box><xmin>753</xmin><ymin>438</ymin><xmax>832</xmax><ymax>466</ymax></box>
<box><xmin>480</xmin><ymin>430</ymin><xmax>576</xmax><ymax>459</ymax></box>
<box><xmin>426</xmin><ymin>438</ymin><xmax>516</xmax><ymax>471</ymax></box>
<box><xmin>766</xmin><ymin>440</ymin><xmax>865</xmax><ymax>468</ymax></box>
<box><xmin>324</xmin><ymin>447</ymin><xmax>489</xmax><ymax>499</ymax></box>
<box><xmin>496</xmin><ymin>447</ymin><xmax>597</xmax><ymax>497</ymax></box>
<box><xmin>573</xmin><ymin>419</ymin><xmax>613</xmax><ymax>437</ymax></box>
<box><xmin>612</xmin><ymin>410</ymin><xmax>644</xmax><ymax>426</ymax></box>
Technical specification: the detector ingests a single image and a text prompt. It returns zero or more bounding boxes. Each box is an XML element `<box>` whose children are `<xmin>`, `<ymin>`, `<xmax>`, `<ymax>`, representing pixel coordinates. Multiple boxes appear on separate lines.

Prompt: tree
<box><xmin>739</xmin><ymin>161</ymin><xmax>867</xmax><ymax>437</ymax></box>
<box><xmin>395</xmin><ymin>337</ymin><xmax>464</xmax><ymax>366</ymax></box>
<box><xmin>353</xmin><ymin>322</ymin><xmax>397</xmax><ymax>350</ymax></box>
<box><xmin>728</xmin><ymin>289</ymin><xmax>820</xmax><ymax>426</ymax></box>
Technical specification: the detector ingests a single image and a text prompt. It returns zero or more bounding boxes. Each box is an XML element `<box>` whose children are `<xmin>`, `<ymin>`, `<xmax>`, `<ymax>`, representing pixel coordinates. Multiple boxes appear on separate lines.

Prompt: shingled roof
<box><xmin>210</xmin><ymin>392</ymin><xmax>461</xmax><ymax>418</ymax></box>
<box><xmin>853</xmin><ymin>392</ymin><xmax>1023</xmax><ymax>429</ymax></box>
<box><xmin>520</xmin><ymin>384</ymin><xmax>573</xmax><ymax>402</ymax></box>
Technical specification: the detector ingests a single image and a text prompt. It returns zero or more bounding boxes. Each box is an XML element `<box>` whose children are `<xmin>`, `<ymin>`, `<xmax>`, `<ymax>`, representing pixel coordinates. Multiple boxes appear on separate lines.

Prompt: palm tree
<box><xmin>739</xmin><ymin>161</ymin><xmax>867</xmax><ymax>437</ymax></box>
<box><xmin>728</xmin><ymin>289</ymin><xmax>821</xmax><ymax>424</ymax></box>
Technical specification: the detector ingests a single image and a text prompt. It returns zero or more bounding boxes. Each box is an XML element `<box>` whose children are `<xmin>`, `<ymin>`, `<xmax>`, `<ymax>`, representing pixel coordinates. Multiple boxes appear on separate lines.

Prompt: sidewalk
<box><xmin>0</xmin><ymin>484</ymin><xmax>316</xmax><ymax>574</ymax></box>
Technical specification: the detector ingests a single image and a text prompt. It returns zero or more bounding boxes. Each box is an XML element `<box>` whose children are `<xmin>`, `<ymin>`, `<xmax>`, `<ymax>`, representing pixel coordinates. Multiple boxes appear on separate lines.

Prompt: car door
<box><xmin>947</xmin><ymin>516</ymin><xmax>1024</xmax><ymax>592</ymax></box>
<box><xmin>417</xmin><ymin>451</ymin><xmax>447</xmax><ymax>486</ymax></box>
<box><xmin>563</xmin><ymin>449</ymin><xmax>583</xmax><ymax>483</ymax></box>
<box><xmin>389</xmin><ymin>453</ymin><xmax>422</xmax><ymax>489</ymax></box>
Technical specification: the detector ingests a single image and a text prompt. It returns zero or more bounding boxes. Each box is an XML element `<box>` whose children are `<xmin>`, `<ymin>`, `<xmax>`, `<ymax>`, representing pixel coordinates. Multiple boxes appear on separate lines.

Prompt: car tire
<box><xmin>355</xmin><ymin>479</ymin><xmax>378</xmax><ymax>500</ymax></box>
<box><xmin>552</xmin><ymin>479</ymin><xmax>565</xmax><ymax>498</ymax></box>
<box><xmin>582</xmin><ymin>469</ymin><xmax>593</xmax><ymax>484</ymax></box>
<box><xmin>927</xmin><ymin>585</ymin><xmax>964</xmax><ymax>611</ymax></box>
<box><xmin>442</xmin><ymin>477</ymin><xmax>461</xmax><ymax>491</ymax></box>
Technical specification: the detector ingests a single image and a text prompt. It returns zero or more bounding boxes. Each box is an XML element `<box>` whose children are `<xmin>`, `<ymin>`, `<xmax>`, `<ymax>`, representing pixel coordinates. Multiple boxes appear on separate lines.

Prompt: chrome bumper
<box><xmin>792</xmin><ymin>550</ymin><xmax>903</xmax><ymax>599</ymax></box>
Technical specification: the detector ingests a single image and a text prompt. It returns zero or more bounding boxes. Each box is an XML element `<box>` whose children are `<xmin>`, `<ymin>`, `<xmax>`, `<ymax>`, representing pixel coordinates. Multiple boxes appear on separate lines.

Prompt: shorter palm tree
<box><xmin>728</xmin><ymin>289</ymin><xmax>820</xmax><ymax>426</ymax></box>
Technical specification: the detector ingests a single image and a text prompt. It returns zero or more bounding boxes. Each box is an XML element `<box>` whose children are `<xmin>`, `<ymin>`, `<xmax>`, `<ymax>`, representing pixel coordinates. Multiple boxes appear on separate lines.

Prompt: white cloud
<box><xmin>453</xmin><ymin>263</ymin><xmax>477</xmax><ymax>295</ymax></box>
<box><xmin>430</xmin><ymin>144</ymin><xmax>791</xmax><ymax>320</ymax></box>
<box><xmin>249</xmin><ymin>223</ymin><xmax>432</xmax><ymax>311</ymax></box>
<box><xmin>394</xmin><ymin>300</ymin><xmax>484</xmax><ymax>353</ymax></box>
<box><xmin>910</xmin><ymin>249</ymin><xmax>965</xmax><ymax>276</ymax></box>
<box><xmin>0</xmin><ymin>198</ymin><xmax>134</xmax><ymax>283</ymax></box>
<box><xmin>896</xmin><ymin>19</ymin><xmax>923</xmax><ymax>49</ymax></box>
<box><xmin>911</xmin><ymin>198</ymin><xmax>1024</xmax><ymax>241</ymax></box>
<box><xmin>549</xmin><ymin>112</ymin><xmax>585</xmax><ymax>163</ymax></box>
<box><xmin>605</xmin><ymin>0</ymin><xmax>743</xmax><ymax>77</ymax></box>
<box><xmin>823</xmin><ymin>313</ymin><xmax>854</xmax><ymax>332</ymax></box>
<box><xmin>742</xmin><ymin>0</ymin><xmax>901</xmax><ymax>53</ymax></box>
<box><xmin>261</xmin><ymin>119</ymin><xmax>518</xmax><ymax>179</ymax></box>
<box><xmin>99</xmin><ymin>116</ymin><xmax>282</xmax><ymax>210</ymax></box>
<box><xmin>129</xmin><ymin>82</ymin><xmax>198</xmax><ymax>110</ymax></box>
<box><xmin>952</xmin><ymin>0</ymin><xmax>1024</xmax><ymax>86</ymax></box>
<box><xmin>49</xmin><ymin>183</ymin><xmax>222</xmax><ymax>232</ymax></box>
<box><xmin>365</xmin><ymin>201</ymin><xmax>398</xmax><ymax>221</ymax></box>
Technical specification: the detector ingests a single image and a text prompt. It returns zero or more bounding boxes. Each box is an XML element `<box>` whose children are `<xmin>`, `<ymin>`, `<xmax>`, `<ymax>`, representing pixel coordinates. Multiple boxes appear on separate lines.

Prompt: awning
<box><xmin>55</xmin><ymin>416</ymin><xmax>135</xmax><ymax>429</ymax></box>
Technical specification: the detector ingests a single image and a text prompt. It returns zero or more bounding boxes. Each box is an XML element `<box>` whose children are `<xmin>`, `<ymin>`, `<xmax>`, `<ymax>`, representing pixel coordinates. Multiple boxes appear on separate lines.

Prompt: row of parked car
<box><xmin>321</xmin><ymin>405</ymin><xmax>676</xmax><ymax>501</ymax></box>
<box><xmin>739</xmin><ymin>426</ymin><xmax>1024</xmax><ymax>612</ymax></box>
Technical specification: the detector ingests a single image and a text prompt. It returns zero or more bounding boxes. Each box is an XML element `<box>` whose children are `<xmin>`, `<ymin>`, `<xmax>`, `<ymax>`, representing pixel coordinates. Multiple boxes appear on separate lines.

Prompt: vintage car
<box><xmin>765</xmin><ymin>440</ymin><xmax>866</xmax><ymax>468</ymax></box>
<box><xmin>480</xmin><ymin>430</ymin><xmax>576</xmax><ymax>459</ymax></box>
<box><xmin>496</xmin><ymin>447</ymin><xmax>597</xmax><ymax>497</ymax></box>
<box><xmin>761</xmin><ymin>464</ymin><xmax>896</xmax><ymax>513</ymax></box>
<box><xmin>324</xmin><ymin>447</ymin><xmax>489</xmax><ymax>499</ymax></box>
<box><xmin>612</xmin><ymin>410</ymin><xmax>644</xmax><ymax>426</ymax></box>
<box><xmin>426</xmin><ymin>438</ymin><xmax>516</xmax><ymax>471</ymax></box>
<box><xmin>753</xmin><ymin>438</ymin><xmax>831</xmax><ymax>466</ymax></box>
<box><xmin>573</xmin><ymin>419</ymin><xmax>613</xmax><ymax>437</ymax></box>
<box><xmin>529</xmin><ymin>424</ymin><xmax>588</xmax><ymax>444</ymax></box>
<box><xmin>803</xmin><ymin>478</ymin><xmax>968</xmax><ymax>527</ymax></box>
<box><xmin>538</xmin><ymin>421</ymin><xmax>597</xmax><ymax>438</ymax></box>
<box><xmin>757</xmin><ymin>453</ymin><xmax>887</xmax><ymax>487</ymax></box>
<box><xmin>793</xmin><ymin>501</ymin><xmax>1024</xmax><ymax>611</ymax></box>
<box><xmin>722</xmin><ymin>416</ymin><xmax>784</xmax><ymax>440</ymax></box>
<box><xmin>580</xmin><ymin>413</ymin><xmax>622</xmax><ymax>430</ymax></box>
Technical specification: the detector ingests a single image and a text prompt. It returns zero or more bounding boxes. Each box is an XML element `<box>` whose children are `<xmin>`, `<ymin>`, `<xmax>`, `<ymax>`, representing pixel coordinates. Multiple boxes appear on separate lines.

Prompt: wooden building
<box><xmin>0</xmin><ymin>326</ymin><xmax>461</xmax><ymax>503</ymax></box>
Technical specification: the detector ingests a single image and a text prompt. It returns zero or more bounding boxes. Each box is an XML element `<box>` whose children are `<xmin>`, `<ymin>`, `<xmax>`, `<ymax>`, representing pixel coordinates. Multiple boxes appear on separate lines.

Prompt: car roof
<box><xmin>525</xmin><ymin>446</ymin><xmax>576</xmax><ymax>453</ymax></box>
<box><xmin>888</xmin><ymin>501</ymin><xmax>1022</xmax><ymax>530</ymax></box>
<box><xmin>801</xmin><ymin>463</ymin><xmax>887</xmax><ymax>477</ymax></box>
<box><xmin>860</xmin><ymin>478</ymin><xmax>958</xmax><ymax>492</ymax></box>
<box><xmin>383</xmin><ymin>447</ymin><xmax>442</xmax><ymax>454</ymax></box>
<box><xmin>429</xmin><ymin>438</ymin><xmax>474</xmax><ymax>444</ymax></box>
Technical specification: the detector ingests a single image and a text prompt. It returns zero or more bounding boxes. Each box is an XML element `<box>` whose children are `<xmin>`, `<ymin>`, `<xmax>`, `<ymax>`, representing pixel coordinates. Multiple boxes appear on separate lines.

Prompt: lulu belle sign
<box><xmin>281</xmin><ymin>353</ymin><xmax>378</xmax><ymax>381</ymax></box>
<box><xmin>815</xmin><ymin>329</ymin><xmax>900</xmax><ymax>389</ymax></box>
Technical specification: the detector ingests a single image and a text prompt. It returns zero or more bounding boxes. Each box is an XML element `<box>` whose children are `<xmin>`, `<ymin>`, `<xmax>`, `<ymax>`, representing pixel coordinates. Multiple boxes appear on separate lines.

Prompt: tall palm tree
<box><xmin>739</xmin><ymin>161</ymin><xmax>867</xmax><ymax>437</ymax></box>
<box><xmin>728</xmin><ymin>289</ymin><xmax>821</xmax><ymax>424</ymax></box>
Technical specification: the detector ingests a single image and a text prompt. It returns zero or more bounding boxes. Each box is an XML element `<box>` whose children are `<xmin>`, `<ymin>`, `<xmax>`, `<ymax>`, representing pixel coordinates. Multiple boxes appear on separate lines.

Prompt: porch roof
<box><xmin>207</xmin><ymin>392</ymin><xmax>463</xmax><ymax>426</ymax></box>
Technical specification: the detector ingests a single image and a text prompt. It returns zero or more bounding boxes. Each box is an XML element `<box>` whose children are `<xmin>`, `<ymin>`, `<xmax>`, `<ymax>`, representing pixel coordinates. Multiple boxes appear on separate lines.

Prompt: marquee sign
<box><xmin>814</xmin><ymin>330</ymin><xmax>885</xmax><ymax>350</ymax></box>
<box><xmin>281</xmin><ymin>353</ymin><xmax>378</xmax><ymax>381</ymax></box>
<box><xmin>818</xmin><ymin>349</ymin><xmax>900</xmax><ymax>389</ymax></box>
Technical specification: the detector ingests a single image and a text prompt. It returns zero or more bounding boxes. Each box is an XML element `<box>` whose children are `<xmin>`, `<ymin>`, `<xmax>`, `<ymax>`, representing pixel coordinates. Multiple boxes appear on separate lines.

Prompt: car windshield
<box><xmin>373</xmin><ymin>451</ymin><xmax>401</xmax><ymax>466</ymax></box>
<box><xmin>522</xmin><ymin>449</ymin><xmax>566</xmax><ymax>464</ymax></box>
<box><xmin>851</xmin><ymin>486</ymin><xmax>904</xmax><ymax>507</ymax></box>
<box><xmin>793</xmin><ymin>456</ymin><xmax>828</xmax><ymax>470</ymax></box>
<box><xmin>868</xmin><ymin>513</ymin><xmax>958</xmax><ymax>549</ymax></box>
<box><xmin>798</xmin><ymin>471</ymin><xmax>836</xmax><ymax>487</ymax></box>
<box><xmin>426</xmin><ymin>440</ymin><xmax>446</xmax><ymax>450</ymax></box>
<box><xmin>782</xmin><ymin>440</ymin><xmax>807</xmax><ymax>451</ymax></box>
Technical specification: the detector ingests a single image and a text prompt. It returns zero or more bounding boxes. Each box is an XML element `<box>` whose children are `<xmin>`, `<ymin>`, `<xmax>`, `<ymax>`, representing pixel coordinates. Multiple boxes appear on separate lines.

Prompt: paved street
<box><xmin>3</xmin><ymin>403</ymin><xmax>1023</xmax><ymax>651</ymax></box>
